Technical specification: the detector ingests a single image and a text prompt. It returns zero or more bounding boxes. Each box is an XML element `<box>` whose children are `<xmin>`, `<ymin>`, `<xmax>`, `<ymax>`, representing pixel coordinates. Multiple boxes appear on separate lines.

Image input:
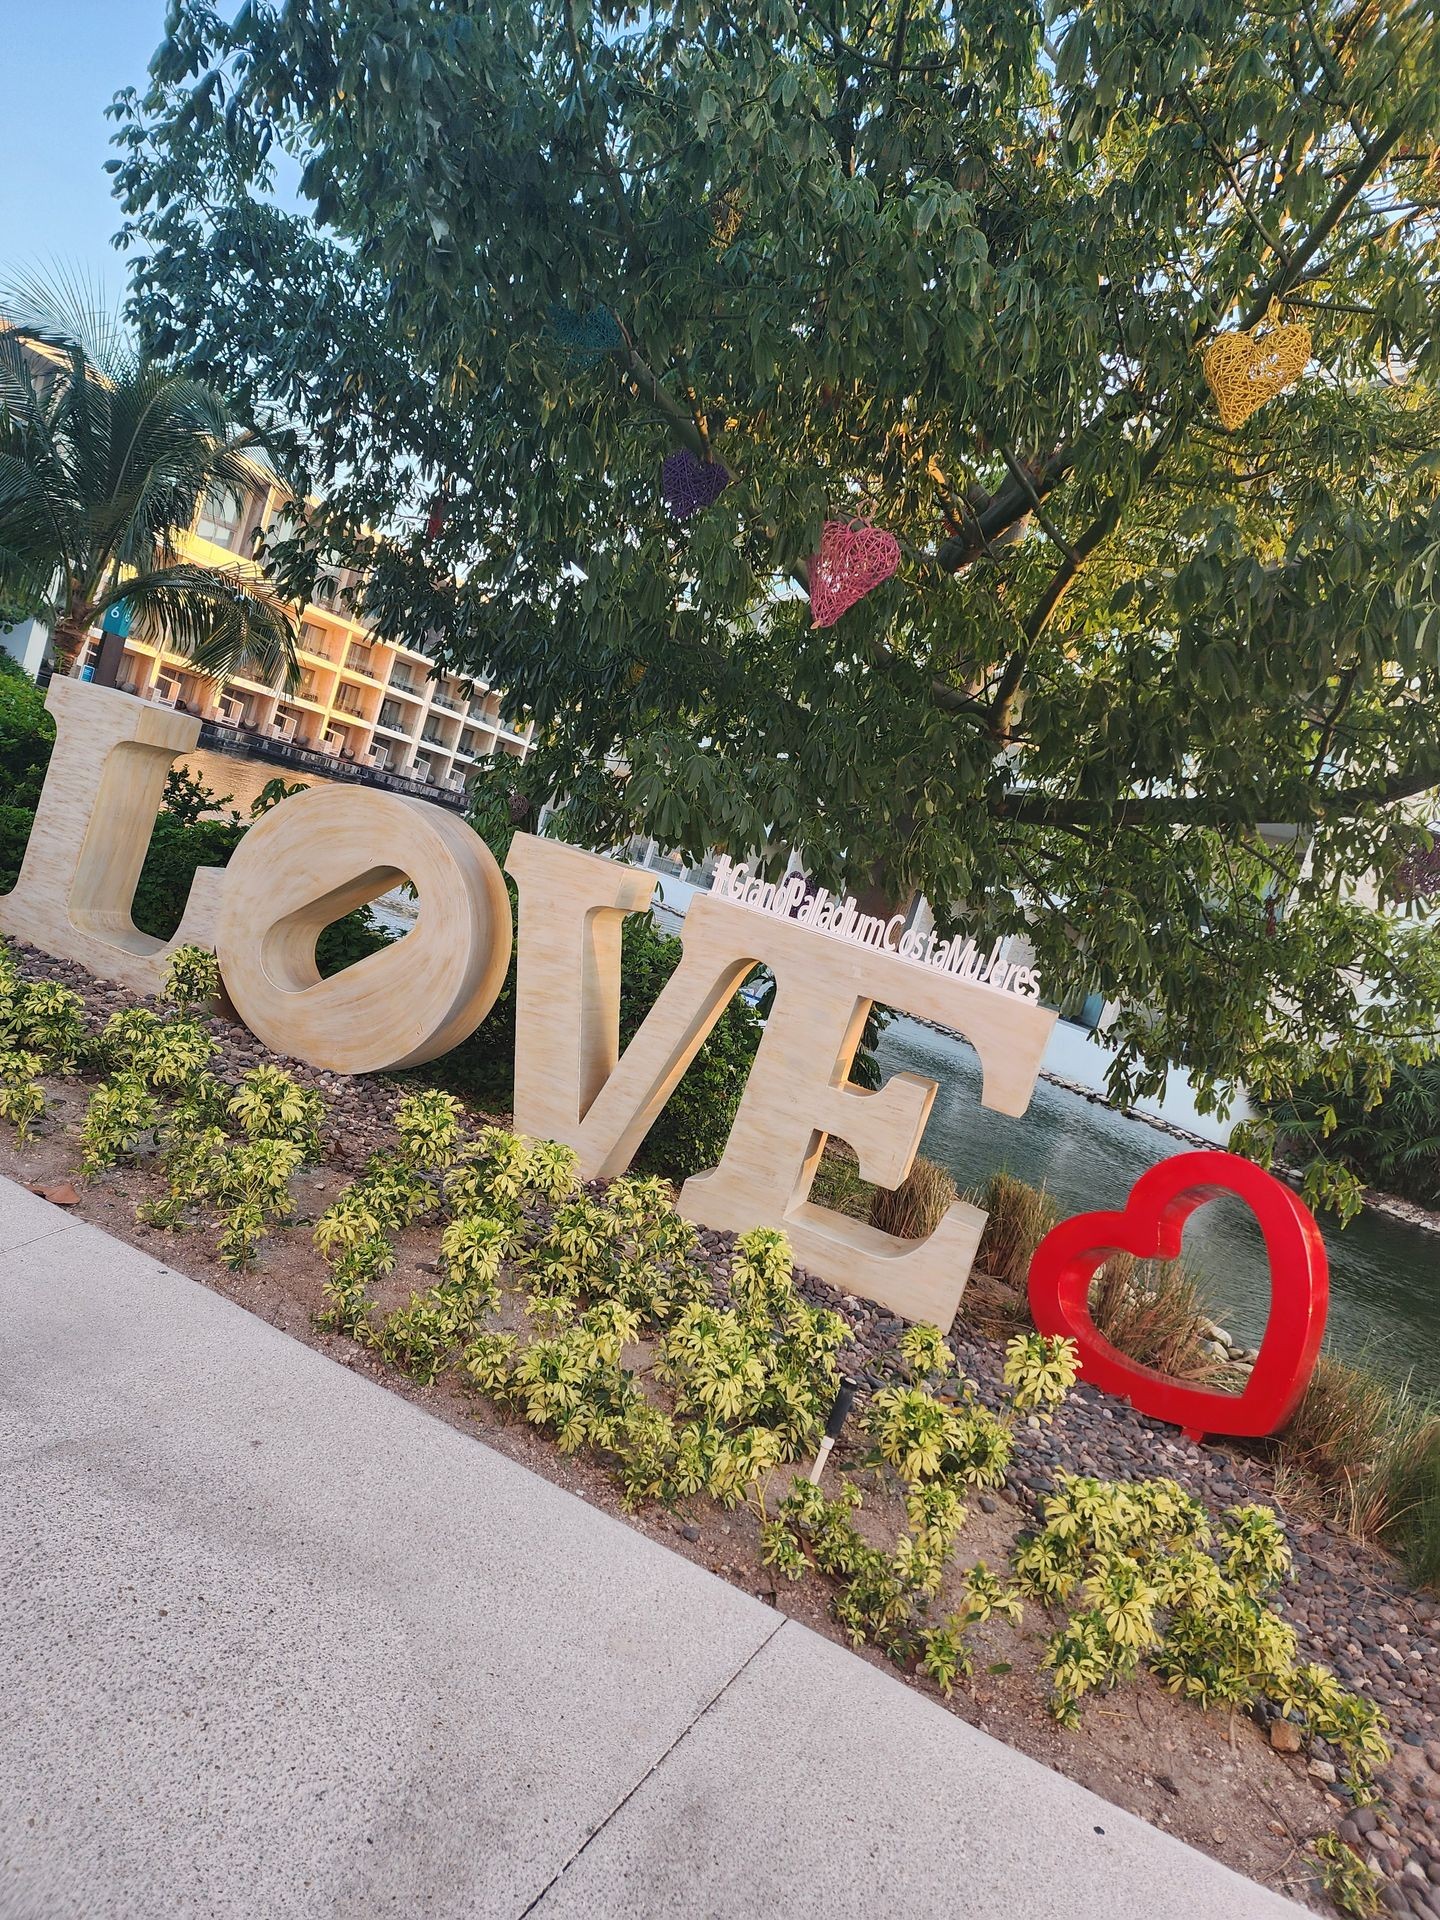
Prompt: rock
<box><xmin>679</xmin><ymin>1524</ymin><xmax>700</xmax><ymax>1543</ymax></box>
<box><xmin>1309</xmin><ymin>1759</ymin><xmax>1339</xmax><ymax>1783</ymax></box>
<box><xmin>1270</xmin><ymin>1719</ymin><xmax>1303</xmax><ymax>1753</ymax></box>
<box><xmin>31</xmin><ymin>1180</ymin><xmax>81</xmax><ymax>1207</ymax></box>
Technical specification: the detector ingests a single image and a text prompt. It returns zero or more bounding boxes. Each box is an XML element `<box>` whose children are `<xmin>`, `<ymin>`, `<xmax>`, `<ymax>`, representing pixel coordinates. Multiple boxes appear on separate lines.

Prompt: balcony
<box><xmin>430</xmin><ymin>688</ymin><xmax>463</xmax><ymax>712</ymax></box>
<box><xmin>196</xmin><ymin>719</ymin><xmax>467</xmax><ymax>812</ymax></box>
<box><xmin>343</xmin><ymin>648</ymin><xmax>384</xmax><ymax>682</ymax></box>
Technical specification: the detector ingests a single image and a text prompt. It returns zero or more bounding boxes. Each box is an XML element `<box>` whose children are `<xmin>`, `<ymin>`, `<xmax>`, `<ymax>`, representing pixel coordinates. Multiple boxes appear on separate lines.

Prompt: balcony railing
<box><xmin>197</xmin><ymin>719</ymin><xmax>467</xmax><ymax>812</ymax></box>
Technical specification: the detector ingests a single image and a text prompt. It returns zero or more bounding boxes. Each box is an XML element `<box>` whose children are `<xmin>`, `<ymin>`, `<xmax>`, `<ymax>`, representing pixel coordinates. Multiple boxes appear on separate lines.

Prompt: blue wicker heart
<box><xmin>547</xmin><ymin>303</ymin><xmax>622</xmax><ymax>364</ymax></box>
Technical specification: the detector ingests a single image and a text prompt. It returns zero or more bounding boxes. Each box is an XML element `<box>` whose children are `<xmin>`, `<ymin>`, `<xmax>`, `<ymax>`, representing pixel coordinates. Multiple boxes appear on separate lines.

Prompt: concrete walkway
<box><xmin>0</xmin><ymin>1176</ymin><xmax>1304</xmax><ymax>1919</ymax></box>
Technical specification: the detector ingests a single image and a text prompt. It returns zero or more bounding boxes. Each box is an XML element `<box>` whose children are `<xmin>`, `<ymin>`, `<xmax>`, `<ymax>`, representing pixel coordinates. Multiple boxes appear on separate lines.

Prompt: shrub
<box><xmin>228</xmin><ymin>1066</ymin><xmax>325</xmax><ymax>1157</ymax></box>
<box><xmin>0</xmin><ymin>1047</ymin><xmax>46</xmax><ymax>1140</ymax></box>
<box><xmin>0</xmin><ymin>977</ymin><xmax>86</xmax><ymax>1071</ymax></box>
<box><xmin>0</xmin><ymin>654</ymin><xmax>53</xmax><ymax>812</ymax></box>
<box><xmin>162</xmin><ymin>943</ymin><xmax>222</xmax><ymax>1011</ymax></box>
<box><xmin>1312</xmin><ymin>1834</ymin><xmax>1383</xmax><ymax>1919</ymax></box>
<box><xmin>1015</xmin><ymin>1474</ymin><xmax>1391</xmax><ymax>1788</ymax></box>
<box><xmin>761</xmin><ymin>1329</ymin><xmax>1075</xmax><ymax>1666</ymax></box>
<box><xmin>395</xmin><ymin>1089</ymin><xmax>466</xmax><ymax>1171</ymax></box>
<box><xmin>1264</xmin><ymin>1058</ymin><xmax>1440</xmax><ymax>1213</ymax></box>
<box><xmin>868</xmin><ymin>1154</ymin><xmax>958</xmax><ymax>1241</ymax></box>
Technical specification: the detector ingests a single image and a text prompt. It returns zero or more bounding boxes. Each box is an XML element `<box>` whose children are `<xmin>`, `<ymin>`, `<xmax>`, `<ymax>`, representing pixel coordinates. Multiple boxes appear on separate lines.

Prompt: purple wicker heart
<box><xmin>662</xmin><ymin>449</ymin><xmax>731</xmax><ymax>521</ymax></box>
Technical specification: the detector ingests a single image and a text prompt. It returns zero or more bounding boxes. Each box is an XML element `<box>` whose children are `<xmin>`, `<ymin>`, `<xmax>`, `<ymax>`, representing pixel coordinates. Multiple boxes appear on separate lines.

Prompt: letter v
<box><xmin>504</xmin><ymin>834</ymin><xmax>753</xmax><ymax>1178</ymax></box>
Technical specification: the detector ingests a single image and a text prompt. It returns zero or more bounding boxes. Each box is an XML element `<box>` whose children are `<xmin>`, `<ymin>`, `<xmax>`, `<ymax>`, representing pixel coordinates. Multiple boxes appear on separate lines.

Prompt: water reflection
<box><xmin>877</xmin><ymin>1017</ymin><xmax>1440</xmax><ymax>1397</ymax></box>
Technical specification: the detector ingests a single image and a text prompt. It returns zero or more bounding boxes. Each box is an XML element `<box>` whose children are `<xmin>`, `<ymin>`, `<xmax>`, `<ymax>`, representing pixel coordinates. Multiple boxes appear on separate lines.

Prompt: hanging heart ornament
<box><xmin>809</xmin><ymin>519</ymin><xmax>901</xmax><ymax>629</ymax></box>
<box><xmin>662</xmin><ymin>449</ymin><xmax>732</xmax><ymax>521</ymax></box>
<box><xmin>1202</xmin><ymin>315</ymin><xmax>1312</xmax><ymax>430</ymax></box>
<box><xmin>546</xmin><ymin>303</ymin><xmax>623</xmax><ymax>364</ymax></box>
<box><xmin>1026</xmin><ymin>1151</ymin><xmax>1327</xmax><ymax>1441</ymax></box>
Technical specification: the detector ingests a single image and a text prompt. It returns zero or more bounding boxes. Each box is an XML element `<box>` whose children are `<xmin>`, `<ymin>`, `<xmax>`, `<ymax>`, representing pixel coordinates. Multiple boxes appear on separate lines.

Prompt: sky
<box><xmin>0</xmin><ymin>0</ymin><xmax>173</xmax><ymax>301</ymax></box>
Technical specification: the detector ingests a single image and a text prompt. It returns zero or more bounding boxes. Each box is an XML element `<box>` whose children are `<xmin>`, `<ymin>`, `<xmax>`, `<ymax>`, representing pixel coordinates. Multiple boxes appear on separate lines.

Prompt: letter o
<box><xmin>215</xmin><ymin>786</ymin><xmax>512</xmax><ymax>1074</ymax></box>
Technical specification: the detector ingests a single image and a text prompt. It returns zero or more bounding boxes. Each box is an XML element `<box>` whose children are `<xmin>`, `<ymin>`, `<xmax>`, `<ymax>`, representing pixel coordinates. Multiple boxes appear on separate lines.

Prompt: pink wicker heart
<box><xmin>810</xmin><ymin>519</ymin><xmax>900</xmax><ymax>628</ymax></box>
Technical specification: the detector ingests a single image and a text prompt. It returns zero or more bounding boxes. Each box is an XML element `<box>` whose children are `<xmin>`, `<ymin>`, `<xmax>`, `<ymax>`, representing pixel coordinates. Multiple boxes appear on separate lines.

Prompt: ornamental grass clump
<box><xmin>965</xmin><ymin>1170</ymin><xmax>1214</xmax><ymax>1377</ymax></box>
<box><xmin>868</xmin><ymin>1155</ymin><xmax>958</xmax><ymax>1241</ymax></box>
<box><xmin>1086</xmin><ymin>1250</ymin><xmax>1216</xmax><ymax>1381</ymax></box>
<box><xmin>974</xmin><ymin>1171</ymin><xmax>1060</xmax><ymax>1290</ymax></box>
<box><xmin>1015</xmin><ymin>1474</ymin><xmax>1391</xmax><ymax>1789</ymax></box>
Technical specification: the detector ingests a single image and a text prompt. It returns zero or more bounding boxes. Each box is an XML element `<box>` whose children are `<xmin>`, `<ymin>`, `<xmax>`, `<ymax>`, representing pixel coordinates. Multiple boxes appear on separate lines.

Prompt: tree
<box><xmin>0</xmin><ymin>276</ymin><xmax>299</xmax><ymax>684</ymax></box>
<box><xmin>108</xmin><ymin>0</ymin><xmax>1440</xmax><ymax>1206</ymax></box>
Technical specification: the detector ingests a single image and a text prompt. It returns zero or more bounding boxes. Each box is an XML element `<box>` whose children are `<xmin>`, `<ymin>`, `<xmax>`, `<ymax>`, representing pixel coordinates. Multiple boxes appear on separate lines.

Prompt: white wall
<box><xmin>0</xmin><ymin>618</ymin><xmax>50</xmax><ymax>678</ymax></box>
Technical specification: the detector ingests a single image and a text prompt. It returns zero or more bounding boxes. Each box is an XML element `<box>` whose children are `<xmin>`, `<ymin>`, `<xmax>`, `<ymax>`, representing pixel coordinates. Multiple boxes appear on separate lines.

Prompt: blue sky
<box><xmin>0</xmin><ymin>0</ymin><xmax>172</xmax><ymax>298</ymax></box>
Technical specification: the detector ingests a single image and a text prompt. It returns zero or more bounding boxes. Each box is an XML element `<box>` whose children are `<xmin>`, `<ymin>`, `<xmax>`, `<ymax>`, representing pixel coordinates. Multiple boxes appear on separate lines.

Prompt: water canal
<box><xmin>876</xmin><ymin>1017</ymin><xmax>1440</xmax><ymax>1399</ymax></box>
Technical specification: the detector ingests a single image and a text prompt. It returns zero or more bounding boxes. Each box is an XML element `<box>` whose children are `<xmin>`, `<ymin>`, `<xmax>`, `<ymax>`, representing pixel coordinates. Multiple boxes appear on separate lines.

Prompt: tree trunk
<box><xmin>48</xmin><ymin>617</ymin><xmax>92</xmax><ymax>678</ymax></box>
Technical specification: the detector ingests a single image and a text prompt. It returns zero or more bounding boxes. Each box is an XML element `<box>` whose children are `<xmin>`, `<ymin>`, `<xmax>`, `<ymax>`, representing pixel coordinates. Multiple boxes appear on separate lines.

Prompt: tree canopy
<box><xmin>109</xmin><ymin>0</ymin><xmax>1440</xmax><ymax>1202</ymax></box>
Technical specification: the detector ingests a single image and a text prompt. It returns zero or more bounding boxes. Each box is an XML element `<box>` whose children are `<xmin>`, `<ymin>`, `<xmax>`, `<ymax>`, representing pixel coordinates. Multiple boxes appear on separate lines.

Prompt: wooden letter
<box><xmin>681</xmin><ymin>904</ymin><xmax>1055</xmax><ymax>1325</ymax></box>
<box><xmin>0</xmin><ymin>678</ymin><xmax>225</xmax><ymax>995</ymax></box>
<box><xmin>216</xmin><ymin>784</ymin><xmax>511</xmax><ymax>1073</ymax></box>
<box><xmin>505</xmin><ymin>834</ymin><xmax>1057</xmax><ymax>1325</ymax></box>
<box><xmin>505</xmin><ymin>835</ymin><xmax>754</xmax><ymax>1162</ymax></box>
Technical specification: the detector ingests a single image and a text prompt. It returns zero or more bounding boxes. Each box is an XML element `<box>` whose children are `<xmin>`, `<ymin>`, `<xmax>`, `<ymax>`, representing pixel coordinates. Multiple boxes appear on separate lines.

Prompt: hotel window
<box><xmin>194</xmin><ymin>487</ymin><xmax>245</xmax><ymax>549</ymax></box>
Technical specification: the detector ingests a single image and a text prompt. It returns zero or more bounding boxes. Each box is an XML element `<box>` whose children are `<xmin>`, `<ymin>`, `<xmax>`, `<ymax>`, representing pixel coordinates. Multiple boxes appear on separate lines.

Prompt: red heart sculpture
<box><xmin>1026</xmin><ymin>1151</ymin><xmax>1327</xmax><ymax>1441</ymax></box>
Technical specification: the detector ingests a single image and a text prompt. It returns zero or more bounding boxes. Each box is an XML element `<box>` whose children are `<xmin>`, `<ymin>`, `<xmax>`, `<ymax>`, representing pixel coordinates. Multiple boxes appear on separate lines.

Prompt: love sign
<box><xmin>0</xmin><ymin>678</ymin><xmax>1330</xmax><ymax>1433</ymax></box>
<box><xmin>0</xmin><ymin>677</ymin><xmax>1060</xmax><ymax>1330</ymax></box>
<box><xmin>1026</xmin><ymin>1151</ymin><xmax>1328</xmax><ymax>1439</ymax></box>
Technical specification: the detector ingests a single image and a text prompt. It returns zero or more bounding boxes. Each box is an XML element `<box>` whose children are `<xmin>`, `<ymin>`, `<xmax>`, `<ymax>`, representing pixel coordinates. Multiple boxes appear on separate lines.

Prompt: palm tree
<box><xmin>0</xmin><ymin>275</ymin><xmax>299</xmax><ymax>688</ymax></box>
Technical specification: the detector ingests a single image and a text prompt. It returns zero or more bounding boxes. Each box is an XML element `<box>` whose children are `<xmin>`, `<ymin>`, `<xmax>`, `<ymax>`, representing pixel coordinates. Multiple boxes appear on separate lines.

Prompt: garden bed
<box><xmin>3</xmin><ymin>940</ymin><xmax>1440</xmax><ymax>1918</ymax></box>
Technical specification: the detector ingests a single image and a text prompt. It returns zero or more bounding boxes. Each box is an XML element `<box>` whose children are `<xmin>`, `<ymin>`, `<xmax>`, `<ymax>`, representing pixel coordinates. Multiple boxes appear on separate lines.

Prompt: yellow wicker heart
<box><xmin>1202</xmin><ymin>319</ymin><xmax>1312</xmax><ymax>430</ymax></box>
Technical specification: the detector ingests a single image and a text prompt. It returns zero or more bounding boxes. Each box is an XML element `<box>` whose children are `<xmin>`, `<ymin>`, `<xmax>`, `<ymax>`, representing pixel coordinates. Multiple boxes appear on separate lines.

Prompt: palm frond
<box><xmin>0</xmin><ymin>449</ymin><xmax>63</xmax><ymax>617</ymax></box>
<box><xmin>113</xmin><ymin>564</ymin><xmax>300</xmax><ymax>689</ymax></box>
<box><xmin>0</xmin><ymin>264</ymin><xmax>134</xmax><ymax>386</ymax></box>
